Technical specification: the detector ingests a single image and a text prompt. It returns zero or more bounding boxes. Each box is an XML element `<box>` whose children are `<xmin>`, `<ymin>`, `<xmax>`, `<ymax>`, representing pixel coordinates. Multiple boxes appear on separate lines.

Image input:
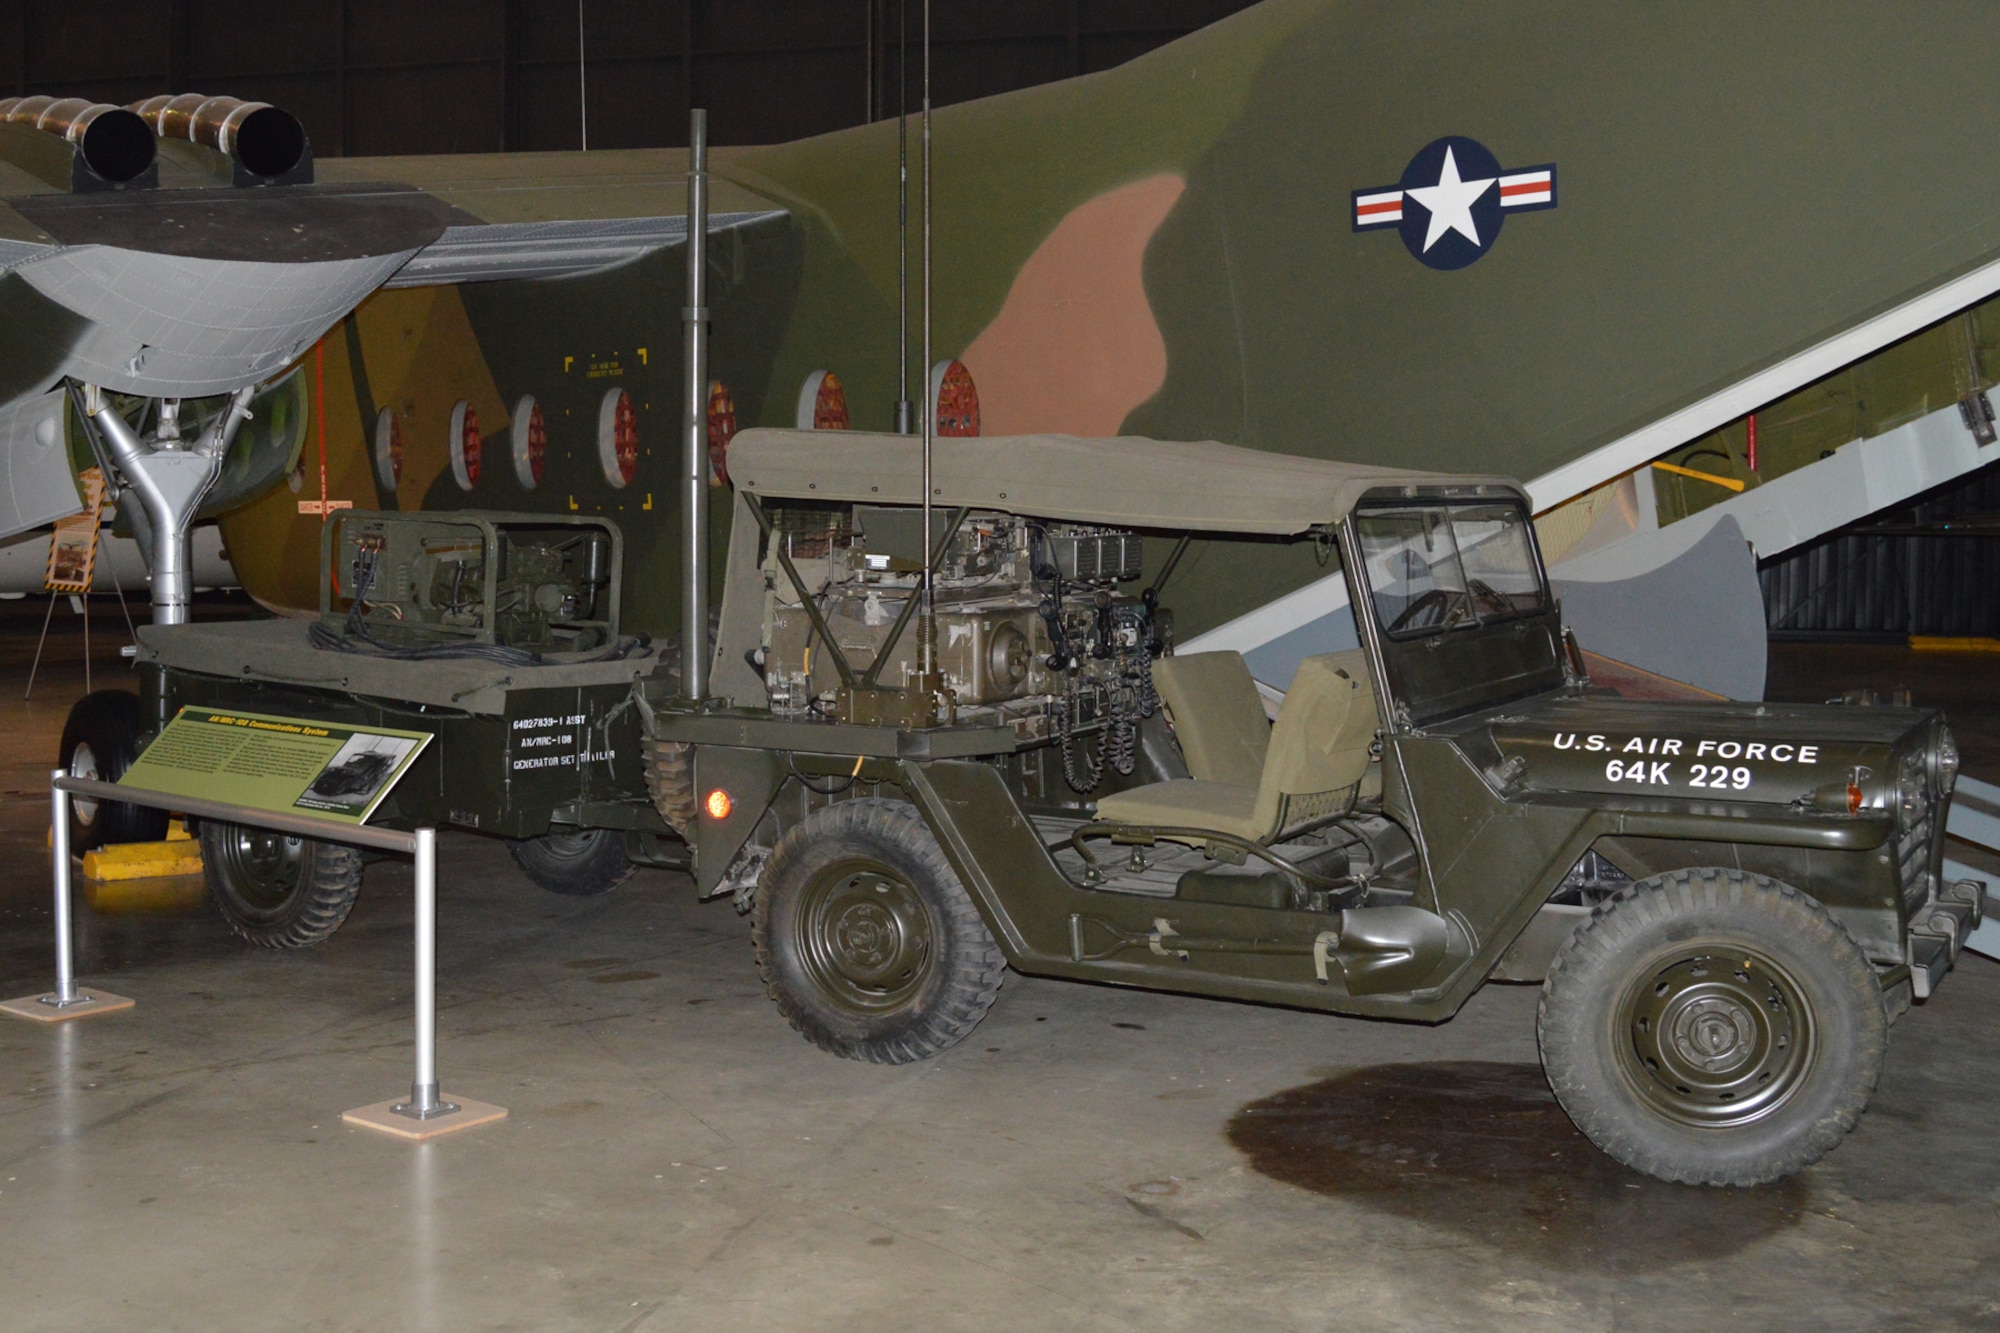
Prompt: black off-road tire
<box><xmin>753</xmin><ymin>798</ymin><xmax>1006</xmax><ymax>1063</ymax></box>
<box><xmin>201</xmin><ymin>820</ymin><xmax>364</xmax><ymax>949</ymax></box>
<box><xmin>58</xmin><ymin>690</ymin><xmax>170</xmax><ymax>850</ymax></box>
<box><xmin>1880</xmin><ymin>976</ymin><xmax>1912</xmax><ymax>1025</ymax></box>
<box><xmin>643</xmin><ymin>736</ymin><xmax>698</xmax><ymax>838</ymax></box>
<box><xmin>1538</xmin><ymin>867</ymin><xmax>1887</xmax><ymax>1186</ymax></box>
<box><xmin>508</xmin><ymin>826</ymin><xmax>636</xmax><ymax>896</ymax></box>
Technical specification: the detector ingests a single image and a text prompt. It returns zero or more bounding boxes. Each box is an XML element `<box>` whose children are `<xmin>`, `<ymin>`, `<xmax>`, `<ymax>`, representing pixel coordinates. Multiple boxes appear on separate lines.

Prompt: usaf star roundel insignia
<box><xmin>1353</xmin><ymin>136</ymin><xmax>1556</xmax><ymax>270</ymax></box>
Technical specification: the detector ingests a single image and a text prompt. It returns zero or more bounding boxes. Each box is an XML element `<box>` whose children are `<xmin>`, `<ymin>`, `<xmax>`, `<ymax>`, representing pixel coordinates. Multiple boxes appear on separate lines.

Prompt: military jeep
<box><xmin>644</xmin><ymin>428</ymin><xmax>1981</xmax><ymax>1187</ymax></box>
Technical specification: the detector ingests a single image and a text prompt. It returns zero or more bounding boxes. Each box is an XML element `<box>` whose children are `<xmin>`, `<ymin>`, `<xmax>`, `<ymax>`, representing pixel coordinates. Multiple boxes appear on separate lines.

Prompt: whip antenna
<box><xmin>917</xmin><ymin>0</ymin><xmax>936</xmax><ymax>695</ymax></box>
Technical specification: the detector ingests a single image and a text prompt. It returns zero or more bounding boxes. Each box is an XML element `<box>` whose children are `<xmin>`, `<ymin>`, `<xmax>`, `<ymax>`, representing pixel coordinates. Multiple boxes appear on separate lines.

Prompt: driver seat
<box><xmin>1096</xmin><ymin>651</ymin><xmax>1376</xmax><ymax>843</ymax></box>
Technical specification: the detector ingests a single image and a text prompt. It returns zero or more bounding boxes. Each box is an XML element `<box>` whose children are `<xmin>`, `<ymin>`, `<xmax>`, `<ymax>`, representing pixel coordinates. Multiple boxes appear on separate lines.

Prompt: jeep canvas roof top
<box><xmin>726</xmin><ymin>430</ymin><xmax>1525</xmax><ymax>535</ymax></box>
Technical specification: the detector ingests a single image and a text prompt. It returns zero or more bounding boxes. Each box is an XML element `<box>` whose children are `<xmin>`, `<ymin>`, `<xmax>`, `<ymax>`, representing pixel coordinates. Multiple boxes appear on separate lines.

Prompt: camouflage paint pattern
<box><xmin>216</xmin><ymin>0</ymin><xmax>2000</xmax><ymax>644</ymax></box>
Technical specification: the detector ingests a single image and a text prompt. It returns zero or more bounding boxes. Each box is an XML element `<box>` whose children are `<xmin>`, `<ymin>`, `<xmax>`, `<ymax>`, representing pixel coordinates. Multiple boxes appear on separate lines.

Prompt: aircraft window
<box><xmin>449</xmin><ymin>401</ymin><xmax>481</xmax><ymax>490</ymax></box>
<box><xmin>373</xmin><ymin>407</ymin><xmax>401</xmax><ymax>493</ymax></box>
<box><xmin>1355</xmin><ymin>501</ymin><xmax>1546</xmax><ymax>639</ymax></box>
<box><xmin>598</xmin><ymin>388</ymin><xmax>638</xmax><ymax>487</ymax></box>
<box><xmin>511</xmin><ymin>395</ymin><xmax>545</xmax><ymax>489</ymax></box>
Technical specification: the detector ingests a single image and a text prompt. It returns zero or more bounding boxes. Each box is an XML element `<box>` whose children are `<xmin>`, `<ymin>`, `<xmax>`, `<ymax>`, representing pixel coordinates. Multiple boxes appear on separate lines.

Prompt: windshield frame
<box><xmin>1339</xmin><ymin>490</ymin><xmax>1567</xmax><ymax>728</ymax></box>
<box><xmin>1351</xmin><ymin>499</ymin><xmax>1551</xmax><ymax>643</ymax></box>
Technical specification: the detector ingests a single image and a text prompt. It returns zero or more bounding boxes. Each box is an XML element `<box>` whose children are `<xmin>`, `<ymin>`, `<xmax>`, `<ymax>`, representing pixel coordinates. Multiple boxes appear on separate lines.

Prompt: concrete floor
<box><xmin>1</xmin><ymin>610</ymin><xmax>1997</xmax><ymax>1331</ymax></box>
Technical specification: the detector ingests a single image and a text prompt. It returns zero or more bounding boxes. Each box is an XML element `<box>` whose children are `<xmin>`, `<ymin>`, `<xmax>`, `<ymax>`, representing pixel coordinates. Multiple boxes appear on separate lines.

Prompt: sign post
<box><xmin>5</xmin><ymin>708</ymin><xmax>506</xmax><ymax>1139</ymax></box>
<box><xmin>0</xmin><ymin>772</ymin><xmax>135</xmax><ymax>1023</ymax></box>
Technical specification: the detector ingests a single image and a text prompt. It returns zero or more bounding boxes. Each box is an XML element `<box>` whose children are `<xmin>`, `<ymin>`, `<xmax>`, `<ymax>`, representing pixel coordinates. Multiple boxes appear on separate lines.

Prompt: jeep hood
<box><xmin>1479</xmin><ymin>693</ymin><xmax>1939</xmax><ymax>811</ymax></box>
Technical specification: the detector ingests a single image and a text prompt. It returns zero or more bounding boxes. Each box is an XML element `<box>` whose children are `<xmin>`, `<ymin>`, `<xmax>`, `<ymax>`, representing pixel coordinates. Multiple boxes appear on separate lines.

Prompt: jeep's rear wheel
<box><xmin>752</xmin><ymin>799</ymin><xmax>1005</xmax><ymax>1063</ymax></box>
<box><xmin>201</xmin><ymin>820</ymin><xmax>363</xmax><ymax>949</ymax></box>
<box><xmin>1538</xmin><ymin>868</ymin><xmax>1886</xmax><ymax>1186</ymax></box>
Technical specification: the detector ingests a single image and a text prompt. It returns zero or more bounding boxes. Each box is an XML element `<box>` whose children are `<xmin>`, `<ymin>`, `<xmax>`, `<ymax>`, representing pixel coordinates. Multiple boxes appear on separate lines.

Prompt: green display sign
<box><xmin>119</xmin><ymin>708</ymin><xmax>432</xmax><ymax>825</ymax></box>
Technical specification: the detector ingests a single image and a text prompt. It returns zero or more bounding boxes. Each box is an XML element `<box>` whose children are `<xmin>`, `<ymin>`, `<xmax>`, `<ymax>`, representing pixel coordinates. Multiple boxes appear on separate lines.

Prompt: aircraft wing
<box><xmin>0</xmin><ymin>120</ymin><xmax>787</xmax><ymax>540</ymax></box>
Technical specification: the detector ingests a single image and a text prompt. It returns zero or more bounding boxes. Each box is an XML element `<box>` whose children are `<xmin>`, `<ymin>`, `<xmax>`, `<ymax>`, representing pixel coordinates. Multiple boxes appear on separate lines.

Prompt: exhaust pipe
<box><xmin>0</xmin><ymin>96</ymin><xmax>157</xmax><ymax>190</ymax></box>
<box><xmin>128</xmin><ymin>94</ymin><xmax>312</xmax><ymax>185</ymax></box>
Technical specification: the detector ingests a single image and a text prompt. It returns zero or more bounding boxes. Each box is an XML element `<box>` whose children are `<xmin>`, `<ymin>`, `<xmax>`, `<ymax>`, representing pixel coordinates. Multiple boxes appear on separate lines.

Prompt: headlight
<box><xmin>1899</xmin><ymin>767</ymin><xmax>1925</xmax><ymax>831</ymax></box>
<box><xmin>1933</xmin><ymin>725</ymin><xmax>1960</xmax><ymax>796</ymax></box>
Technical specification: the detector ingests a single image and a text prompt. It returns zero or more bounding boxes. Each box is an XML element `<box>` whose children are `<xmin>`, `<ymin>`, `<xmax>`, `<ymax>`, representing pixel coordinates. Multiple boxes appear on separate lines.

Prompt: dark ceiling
<box><xmin>0</xmin><ymin>1</ymin><xmax>1260</xmax><ymax>156</ymax></box>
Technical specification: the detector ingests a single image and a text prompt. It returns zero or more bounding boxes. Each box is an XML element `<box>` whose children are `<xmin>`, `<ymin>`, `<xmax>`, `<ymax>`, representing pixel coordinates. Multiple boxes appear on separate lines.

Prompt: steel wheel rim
<box><xmin>217</xmin><ymin>826</ymin><xmax>306</xmax><ymax>915</ymax></box>
<box><xmin>68</xmin><ymin>741</ymin><xmax>100</xmax><ymax>826</ymax></box>
<box><xmin>797</xmin><ymin>856</ymin><xmax>936</xmax><ymax>1016</ymax></box>
<box><xmin>1618</xmin><ymin>943</ymin><xmax>1818</xmax><ymax>1128</ymax></box>
<box><xmin>543</xmin><ymin>827</ymin><xmax>600</xmax><ymax>859</ymax></box>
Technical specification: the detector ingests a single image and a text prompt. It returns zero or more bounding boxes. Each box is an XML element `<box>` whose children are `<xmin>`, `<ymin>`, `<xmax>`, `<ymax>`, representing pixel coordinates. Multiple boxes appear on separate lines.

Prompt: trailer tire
<box><xmin>508</xmin><ymin>826</ymin><xmax>635</xmax><ymax>896</ymax></box>
<box><xmin>59</xmin><ymin>690</ymin><xmax>170</xmax><ymax>850</ymax></box>
<box><xmin>1537</xmin><ymin>867</ymin><xmax>1886</xmax><ymax>1186</ymax></box>
<box><xmin>643</xmin><ymin>737</ymin><xmax>699</xmax><ymax>838</ymax></box>
<box><xmin>201</xmin><ymin>820</ymin><xmax>364</xmax><ymax>949</ymax></box>
<box><xmin>753</xmin><ymin>798</ymin><xmax>1005</xmax><ymax>1063</ymax></box>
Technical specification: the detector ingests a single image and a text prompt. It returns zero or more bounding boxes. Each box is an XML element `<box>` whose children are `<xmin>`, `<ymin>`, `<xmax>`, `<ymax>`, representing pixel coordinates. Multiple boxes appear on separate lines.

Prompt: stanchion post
<box><xmin>393</xmin><ymin>827</ymin><xmax>455</xmax><ymax>1121</ymax></box>
<box><xmin>1</xmin><ymin>771</ymin><xmax>135</xmax><ymax>1022</ymax></box>
<box><xmin>50</xmin><ymin>770</ymin><xmax>78</xmax><ymax>1005</ymax></box>
<box><xmin>344</xmin><ymin>824</ymin><xmax>504</xmax><ymax>1139</ymax></box>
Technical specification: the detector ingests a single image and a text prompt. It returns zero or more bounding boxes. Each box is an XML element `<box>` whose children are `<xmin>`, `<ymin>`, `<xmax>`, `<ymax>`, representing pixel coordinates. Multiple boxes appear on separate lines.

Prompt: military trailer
<box><xmin>62</xmin><ymin>508</ymin><xmax>677</xmax><ymax>948</ymax></box>
<box><xmin>63</xmin><ymin>428</ymin><xmax>1982</xmax><ymax>1186</ymax></box>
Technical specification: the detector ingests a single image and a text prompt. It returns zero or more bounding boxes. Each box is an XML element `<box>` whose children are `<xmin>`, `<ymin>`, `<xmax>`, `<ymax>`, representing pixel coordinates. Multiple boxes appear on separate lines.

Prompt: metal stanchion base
<box><xmin>341</xmin><ymin>1094</ymin><xmax>507</xmax><ymax>1141</ymax></box>
<box><xmin>0</xmin><ymin>988</ymin><xmax>135</xmax><ymax>1024</ymax></box>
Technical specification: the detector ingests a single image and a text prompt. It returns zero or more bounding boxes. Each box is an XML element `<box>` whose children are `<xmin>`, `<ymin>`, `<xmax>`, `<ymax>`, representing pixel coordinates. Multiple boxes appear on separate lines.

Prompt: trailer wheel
<box><xmin>508</xmin><ymin>826</ymin><xmax>635</xmax><ymax>896</ymax></box>
<box><xmin>1537</xmin><ymin>868</ymin><xmax>1886</xmax><ymax>1186</ymax></box>
<box><xmin>643</xmin><ymin>737</ymin><xmax>699</xmax><ymax>837</ymax></box>
<box><xmin>201</xmin><ymin>820</ymin><xmax>363</xmax><ymax>949</ymax></box>
<box><xmin>58</xmin><ymin>690</ymin><xmax>170</xmax><ymax>850</ymax></box>
<box><xmin>753</xmin><ymin>798</ymin><xmax>1005</xmax><ymax>1063</ymax></box>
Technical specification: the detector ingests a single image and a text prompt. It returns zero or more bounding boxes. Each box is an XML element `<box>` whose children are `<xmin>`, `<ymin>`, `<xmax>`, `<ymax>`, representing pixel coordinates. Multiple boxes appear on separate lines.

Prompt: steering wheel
<box><xmin>1388</xmin><ymin>588</ymin><xmax>1472</xmax><ymax>632</ymax></box>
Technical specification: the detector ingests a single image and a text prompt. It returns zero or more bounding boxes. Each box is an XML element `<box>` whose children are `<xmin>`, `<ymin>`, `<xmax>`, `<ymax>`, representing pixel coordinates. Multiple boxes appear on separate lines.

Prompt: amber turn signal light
<box><xmin>705</xmin><ymin>788</ymin><xmax>733</xmax><ymax>821</ymax></box>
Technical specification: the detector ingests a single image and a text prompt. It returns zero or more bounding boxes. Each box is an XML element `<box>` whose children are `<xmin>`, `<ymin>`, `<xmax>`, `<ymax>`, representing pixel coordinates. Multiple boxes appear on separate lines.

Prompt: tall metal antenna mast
<box><xmin>894</xmin><ymin>0</ymin><xmax>912</xmax><ymax>435</ymax></box>
<box><xmin>917</xmin><ymin>0</ymin><xmax>935</xmax><ymax>688</ymax></box>
<box><xmin>577</xmin><ymin>0</ymin><xmax>589</xmax><ymax>151</ymax></box>
<box><xmin>680</xmin><ymin>109</ymin><xmax>710</xmax><ymax>700</ymax></box>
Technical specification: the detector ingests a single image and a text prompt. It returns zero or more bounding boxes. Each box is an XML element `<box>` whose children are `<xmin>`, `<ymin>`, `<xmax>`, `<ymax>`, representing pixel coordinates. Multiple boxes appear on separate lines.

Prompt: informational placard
<box><xmin>118</xmin><ymin>708</ymin><xmax>431</xmax><ymax>825</ymax></box>
<box><xmin>45</xmin><ymin>468</ymin><xmax>105</xmax><ymax>594</ymax></box>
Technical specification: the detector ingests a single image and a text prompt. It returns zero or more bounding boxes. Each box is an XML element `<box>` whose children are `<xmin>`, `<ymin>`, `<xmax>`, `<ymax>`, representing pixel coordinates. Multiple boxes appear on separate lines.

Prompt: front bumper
<box><xmin>1908</xmin><ymin>878</ymin><xmax>1986</xmax><ymax>1000</ymax></box>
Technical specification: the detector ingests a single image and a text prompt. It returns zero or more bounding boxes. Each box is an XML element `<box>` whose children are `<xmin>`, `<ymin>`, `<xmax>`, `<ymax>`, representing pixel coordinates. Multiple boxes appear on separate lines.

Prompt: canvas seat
<box><xmin>1151</xmin><ymin>650</ymin><xmax>1272</xmax><ymax>787</ymax></box>
<box><xmin>1097</xmin><ymin>650</ymin><xmax>1376</xmax><ymax>844</ymax></box>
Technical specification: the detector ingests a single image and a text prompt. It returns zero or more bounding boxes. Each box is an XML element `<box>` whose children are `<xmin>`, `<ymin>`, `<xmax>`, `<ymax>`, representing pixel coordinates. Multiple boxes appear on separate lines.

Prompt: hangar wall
<box><xmin>1763</xmin><ymin>459</ymin><xmax>2000</xmax><ymax>640</ymax></box>
<box><xmin>0</xmin><ymin>0</ymin><xmax>1260</xmax><ymax>155</ymax></box>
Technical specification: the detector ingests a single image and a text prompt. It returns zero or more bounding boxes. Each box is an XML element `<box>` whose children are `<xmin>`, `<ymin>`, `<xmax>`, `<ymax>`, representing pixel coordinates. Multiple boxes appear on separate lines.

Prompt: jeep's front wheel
<box><xmin>1537</xmin><ymin>867</ymin><xmax>1886</xmax><ymax>1186</ymax></box>
<box><xmin>201</xmin><ymin>820</ymin><xmax>364</xmax><ymax>949</ymax></box>
<box><xmin>752</xmin><ymin>799</ymin><xmax>1005</xmax><ymax>1063</ymax></box>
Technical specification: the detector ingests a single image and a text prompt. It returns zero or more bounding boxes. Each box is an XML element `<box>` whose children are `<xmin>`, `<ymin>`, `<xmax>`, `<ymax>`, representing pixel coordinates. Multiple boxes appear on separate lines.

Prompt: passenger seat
<box><xmin>1097</xmin><ymin>650</ymin><xmax>1377</xmax><ymax>844</ymax></box>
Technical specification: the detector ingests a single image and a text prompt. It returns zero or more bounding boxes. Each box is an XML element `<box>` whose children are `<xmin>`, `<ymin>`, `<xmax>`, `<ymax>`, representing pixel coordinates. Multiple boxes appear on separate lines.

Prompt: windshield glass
<box><xmin>1355</xmin><ymin>502</ymin><xmax>1547</xmax><ymax>639</ymax></box>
